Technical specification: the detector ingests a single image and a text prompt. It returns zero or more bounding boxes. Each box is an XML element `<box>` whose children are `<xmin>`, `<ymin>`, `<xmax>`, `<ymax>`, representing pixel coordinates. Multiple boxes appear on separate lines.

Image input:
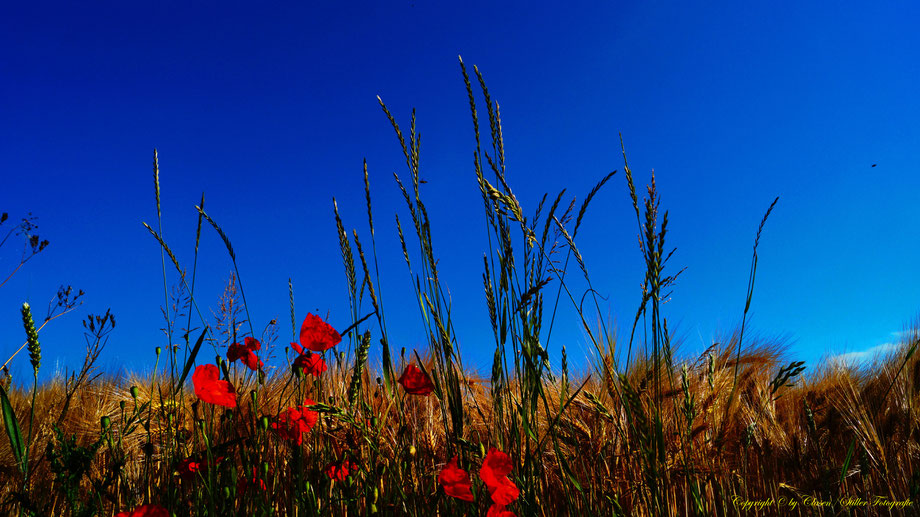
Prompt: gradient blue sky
<box><xmin>2</xmin><ymin>1</ymin><xmax>918</xmax><ymax>383</ymax></box>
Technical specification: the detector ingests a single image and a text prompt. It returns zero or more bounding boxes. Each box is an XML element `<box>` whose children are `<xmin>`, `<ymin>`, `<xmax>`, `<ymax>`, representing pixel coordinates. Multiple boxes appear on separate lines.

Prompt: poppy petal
<box><xmin>299</xmin><ymin>313</ymin><xmax>342</xmax><ymax>352</ymax></box>
<box><xmin>244</xmin><ymin>336</ymin><xmax>261</xmax><ymax>351</ymax></box>
<box><xmin>192</xmin><ymin>364</ymin><xmax>237</xmax><ymax>408</ymax></box>
<box><xmin>438</xmin><ymin>456</ymin><xmax>474</xmax><ymax>502</ymax></box>
<box><xmin>398</xmin><ymin>364</ymin><xmax>435</xmax><ymax>395</ymax></box>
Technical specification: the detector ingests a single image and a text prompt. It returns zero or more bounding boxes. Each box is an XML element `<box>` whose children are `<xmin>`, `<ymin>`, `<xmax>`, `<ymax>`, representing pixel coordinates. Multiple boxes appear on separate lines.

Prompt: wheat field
<box><xmin>2</xmin><ymin>58</ymin><xmax>918</xmax><ymax>516</ymax></box>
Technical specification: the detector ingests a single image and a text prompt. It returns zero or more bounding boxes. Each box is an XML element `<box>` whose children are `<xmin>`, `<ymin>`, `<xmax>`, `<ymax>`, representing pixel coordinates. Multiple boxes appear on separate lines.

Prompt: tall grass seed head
<box><xmin>21</xmin><ymin>302</ymin><xmax>41</xmax><ymax>374</ymax></box>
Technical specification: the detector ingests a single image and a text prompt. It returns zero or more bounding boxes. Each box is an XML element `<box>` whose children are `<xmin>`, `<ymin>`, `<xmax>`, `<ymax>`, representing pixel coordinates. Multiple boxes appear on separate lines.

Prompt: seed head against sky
<box><xmin>2</xmin><ymin>1</ymin><xmax>918</xmax><ymax>381</ymax></box>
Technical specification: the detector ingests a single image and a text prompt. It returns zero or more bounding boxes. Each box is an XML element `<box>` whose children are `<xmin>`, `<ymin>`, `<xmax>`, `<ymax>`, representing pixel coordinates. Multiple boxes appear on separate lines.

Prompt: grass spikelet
<box><xmin>347</xmin><ymin>330</ymin><xmax>371</xmax><ymax>407</ymax></box>
<box><xmin>142</xmin><ymin>222</ymin><xmax>184</xmax><ymax>278</ymax></box>
<box><xmin>376</xmin><ymin>95</ymin><xmax>411</xmax><ymax>172</ymax></box>
<box><xmin>153</xmin><ymin>149</ymin><xmax>161</xmax><ymax>221</ymax></box>
<box><xmin>363</xmin><ymin>159</ymin><xmax>374</xmax><ymax>236</ymax></box>
<box><xmin>195</xmin><ymin>205</ymin><xmax>254</xmax><ymax>336</ymax></box>
<box><xmin>458</xmin><ymin>56</ymin><xmax>482</xmax><ymax>155</ymax></box>
<box><xmin>288</xmin><ymin>278</ymin><xmax>296</xmax><ymax>341</ymax></box>
<box><xmin>540</xmin><ymin>189</ymin><xmax>567</xmax><ymax>253</ymax></box>
<box><xmin>583</xmin><ymin>391</ymin><xmax>615</xmax><ymax>422</ymax></box>
<box><xmin>395</xmin><ymin>214</ymin><xmax>410</xmax><ymax>268</ymax></box>
<box><xmin>194</xmin><ymin>192</ymin><xmax>205</xmax><ymax>255</ymax></box>
<box><xmin>332</xmin><ymin>198</ymin><xmax>357</xmax><ymax>303</ymax></box>
<box><xmin>573</xmin><ymin>170</ymin><xmax>617</xmax><ymax>238</ymax></box>
<box><xmin>352</xmin><ymin>230</ymin><xmax>378</xmax><ymax>315</ymax></box>
<box><xmin>552</xmin><ymin>215</ymin><xmax>588</xmax><ymax>279</ymax></box>
<box><xmin>21</xmin><ymin>303</ymin><xmax>40</xmax><ymax>375</ymax></box>
<box><xmin>196</xmin><ymin>205</ymin><xmax>236</xmax><ymax>262</ymax></box>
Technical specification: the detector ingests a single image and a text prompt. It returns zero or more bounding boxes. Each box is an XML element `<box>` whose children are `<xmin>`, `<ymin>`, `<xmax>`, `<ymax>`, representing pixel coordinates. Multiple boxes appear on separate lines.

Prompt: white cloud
<box><xmin>829</xmin><ymin>342</ymin><xmax>901</xmax><ymax>367</ymax></box>
<box><xmin>890</xmin><ymin>329</ymin><xmax>917</xmax><ymax>340</ymax></box>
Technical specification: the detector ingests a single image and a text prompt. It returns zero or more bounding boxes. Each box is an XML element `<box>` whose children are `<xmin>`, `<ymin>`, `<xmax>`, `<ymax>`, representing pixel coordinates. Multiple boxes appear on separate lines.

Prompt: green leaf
<box><xmin>559</xmin><ymin>453</ymin><xmax>583</xmax><ymax>492</ymax></box>
<box><xmin>521</xmin><ymin>410</ymin><xmax>538</xmax><ymax>441</ymax></box>
<box><xmin>905</xmin><ymin>341</ymin><xmax>917</xmax><ymax>361</ymax></box>
<box><xmin>840</xmin><ymin>438</ymin><xmax>856</xmax><ymax>489</ymax></box>
<box><xmin>175</xmin><ymin>326</ymin><xmax>208</xmax><ymax>394</ymax></box>
<box><xmin>0</xmin><ymin>382</ymin><xmax>26</xmax><ymax>474</ymax></box>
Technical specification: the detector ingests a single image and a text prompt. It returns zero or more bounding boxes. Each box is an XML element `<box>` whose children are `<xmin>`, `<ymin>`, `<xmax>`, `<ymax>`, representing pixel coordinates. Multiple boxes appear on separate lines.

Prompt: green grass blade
<box><xmin>175</xmin><ymin>326</ymin><xmax>208</xmax><ymax>393</ymax></box>
<box><xmin>0</xmin><ymin>382</ymin><xmax>26</xmax><ymax>474</ymax></box>
<box><xmin>840</xmin><ymin>438</ymin><xmax>856</xmax><ymax>488</ymax></box>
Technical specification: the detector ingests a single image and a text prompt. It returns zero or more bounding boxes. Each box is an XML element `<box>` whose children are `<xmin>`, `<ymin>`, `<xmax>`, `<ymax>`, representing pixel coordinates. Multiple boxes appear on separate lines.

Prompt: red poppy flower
<box><xmin>480</xmin><ymin>448</ymin><xmax>513</xmax><ymax>483</ymax></box>
<box><xmin>292</xmin><ymin>352</ymin><xmax>327</xmax><ymax>377</ymax></box>
<box><xmin>114</xmin><ymin>505</ymin><xmax>169</xmax><ymax>517</ymax></box>
<box><xmin>227</xmin><ymin>337</ymin><xmax>262</xmax><ymax>371</ymax></box>
<box><xmin>176</xmin><ymin>455</ymin><xmax>224</xmax><ymax>481</ymax></box>
<box><xmin>438</xmin><ymin>455</ymin><xmax>474</xmax><ymax>502</ymax></box>
<box><xmin>237</xmin><ymin>467</ymin><xmax>267</xmax><ymax>495</ymax></box>
<box><xmin>480</xmin><ymin>448</ymin><xmax>519</xmax><ymax>506</ymax></box>
<box><xmin>325</xmin><ymin>459</ymin><xmax>358</xmax><ymax>481</ymax></box>
<box><xmin>487</xmin><ymin>504</ymin><xmax>516</xmax><ymax>517</ymax></box>
<box><xmin>176</xmin><ymin>458</ymin><xmax>202</xmax><ymax>480</ymax></box>
<box><xmin>398</xmin><ymin>364</ymin><xmax>435</xmax><ymax>395</ymax></box>
<box><xmin>487</xmin><ymin>476</ymin><xmax>520</xmax><ymax>506</ymax></box>
<box><xmin>296</xmin><ymin>313</ymin><xmax>342</xmax><ymax>352</ymax></box>
<box><xmin>192</xmin><ymin>364</ymin><xmax>237</xmax><ymax>408</ymax></box>
<box><xmin>244</xmin><ymin>336</ymin><xmax>260</xmax><ymax>350</ymax></box>
<box><xmin>270</xmin><ymin>399</ymin><xmax>319</xmax><ymax>445</ymax></box>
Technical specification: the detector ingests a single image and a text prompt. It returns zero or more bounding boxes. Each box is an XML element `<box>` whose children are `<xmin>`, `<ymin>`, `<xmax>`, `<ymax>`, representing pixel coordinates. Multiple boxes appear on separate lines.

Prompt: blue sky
<box><xmin>2</xmin><ymin>1</ymin><xmax>918</xmax><ymax>383</ymax></box>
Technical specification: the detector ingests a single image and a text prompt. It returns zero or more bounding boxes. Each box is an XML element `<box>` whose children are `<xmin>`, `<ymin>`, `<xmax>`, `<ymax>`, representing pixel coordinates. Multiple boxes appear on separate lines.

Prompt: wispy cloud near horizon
<box><xmin>829</xmin><ymin>342</ymin><xmax>901</xmax><ymax>367</ymax></box>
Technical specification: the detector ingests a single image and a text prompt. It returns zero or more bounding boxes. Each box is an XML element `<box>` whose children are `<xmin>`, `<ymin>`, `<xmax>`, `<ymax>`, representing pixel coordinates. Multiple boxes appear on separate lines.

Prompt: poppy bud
<box><xmin>250</xmin><ymin>390</ymin><xmax>258</xmax><ymax>406</ymax></box>
<box><xmin>155</xmin><ymin>346</ymin><xmax>162</xmax><ymax>356</ymax></box>
<box><xmin>120</xmin><ymin>400</ymin><xmax>126</xmax><ymax>411</ymax></box>
<box><xmin>130</xmin><ymin>386</ymin><xmax>139</xmax><ymax>399</ymax></box>
<box><xmin>101</xmin><ymin>416</ymin><xmax>111</xmax><ymax>430</ymax></box>
<box><xmin>259</xmin><ymin>416</ymin><xmax>270</xmax><ymax>430</ymax></box>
